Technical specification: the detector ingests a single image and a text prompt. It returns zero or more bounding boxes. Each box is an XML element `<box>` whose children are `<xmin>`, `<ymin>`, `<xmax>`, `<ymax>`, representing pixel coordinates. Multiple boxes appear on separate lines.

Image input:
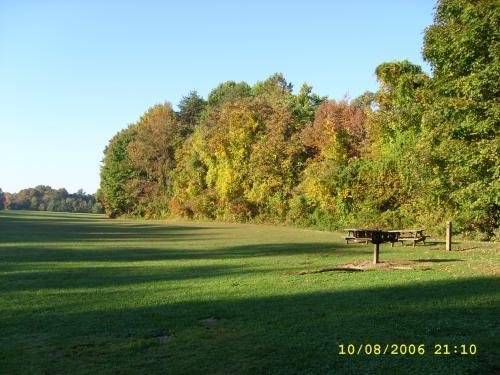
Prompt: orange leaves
<box><xmin>300</xmin><ymin>100</ymin><xmax>366</xmax><ymax>160</ymax></box>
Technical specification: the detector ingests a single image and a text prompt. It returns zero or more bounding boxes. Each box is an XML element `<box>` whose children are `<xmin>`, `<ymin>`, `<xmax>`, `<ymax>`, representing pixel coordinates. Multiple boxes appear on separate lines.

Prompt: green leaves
<box><xmin>421</xmin><ymin>0</ymin><xmax>499</xmax><ymax>236</ymax></box>
<box><xmin>99</xmin><ymin>126</ymin><xmax>138</xmax><ymax>217</ymax></box>
<box><xmin>5</xmin><ymin>186</ymin><xmax>102</xmax><ymax>214</ymax></box>
<box><xmin>98</xmin><ymin>4</ymin><xmax>499</xmax><ymax>239</ymax></box>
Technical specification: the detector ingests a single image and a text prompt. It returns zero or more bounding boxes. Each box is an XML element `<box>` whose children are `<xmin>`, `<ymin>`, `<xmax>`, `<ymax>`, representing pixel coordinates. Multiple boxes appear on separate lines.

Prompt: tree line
<box><xmin>99</xmin><ymin>0</ymin><xmax>498</xmax><ymax>238</ymax></box>
<box><xmin>0</xmin><ymin>186</ymin><xmax>104</xmax><ymax>214</ymax></box>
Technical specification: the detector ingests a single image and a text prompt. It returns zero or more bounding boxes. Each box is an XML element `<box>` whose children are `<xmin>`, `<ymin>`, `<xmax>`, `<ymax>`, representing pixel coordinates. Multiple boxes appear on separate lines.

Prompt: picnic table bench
<box><xmin>344</xmin><ymin>228</ymin><xmax>398</xmax><ymax>245</ymax></box>
<box><xmin>344</xmin><ymin>228</ymin><xmax>398</xmax><ymax>264</ymax></box>
<box><xmin>388</xmin><ymin>229</ymin><xmax>426</xmax><ymax>247</ymax></box>
<box><xmin>344</xmin><ymin>228</ymin><xmax>426</xmax><ymax>247</ymax></box>
<box><xmin>344</xmin><ymin>228</ymin><xmax>376</xmax><ymax>244</ymax></box>
<box><xmin>343</xmin><ymin>228</ymin><xmax>426</xmax><ymax>264</ymax></box>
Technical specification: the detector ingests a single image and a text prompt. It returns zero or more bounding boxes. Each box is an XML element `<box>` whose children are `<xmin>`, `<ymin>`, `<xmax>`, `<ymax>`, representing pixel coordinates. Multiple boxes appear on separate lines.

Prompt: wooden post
<box><xmin>373</xmin><ymin>243</ymin><xmax>380</xmax><ymax>264</ymax></box>
<box><xmin>446</xmin><ymin>221</ymin><xmax>452</xmax><ymax>251</ymax></box>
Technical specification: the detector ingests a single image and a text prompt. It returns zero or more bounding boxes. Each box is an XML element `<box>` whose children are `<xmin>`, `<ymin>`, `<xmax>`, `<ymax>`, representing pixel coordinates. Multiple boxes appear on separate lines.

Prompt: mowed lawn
<box><xmin>0</xmin><ymin>211</ymin><xmax>498</xmax><ymax>374</ymax></box>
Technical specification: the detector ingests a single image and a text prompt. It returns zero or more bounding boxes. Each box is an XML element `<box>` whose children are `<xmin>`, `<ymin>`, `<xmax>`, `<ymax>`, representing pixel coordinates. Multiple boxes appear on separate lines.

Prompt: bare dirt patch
<box><xmin>337</xmin><ymin>260</ymin><xmax>419</xmax><ymax>271</ymax></box>
<box><xmin>284</xmin><ymin>259</ymin><xmax>458</xmax><ymax>275</ymax></box>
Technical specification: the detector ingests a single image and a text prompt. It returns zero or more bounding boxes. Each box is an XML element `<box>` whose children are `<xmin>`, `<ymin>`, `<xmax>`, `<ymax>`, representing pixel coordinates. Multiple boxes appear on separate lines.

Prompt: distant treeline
<box><xmin>0</xmin><ymin>186</ymin><xmax>103</xmax><ymax>214</ymax></box>
<box><xmin>98</xmin><ymin>0</ymin><xmax>498</xmax><ymax>238</ymax></box>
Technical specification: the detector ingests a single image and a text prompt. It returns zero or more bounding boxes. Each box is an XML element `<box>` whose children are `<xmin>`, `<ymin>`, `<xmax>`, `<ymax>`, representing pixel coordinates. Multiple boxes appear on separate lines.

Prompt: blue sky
<box><xmin>0</xmin><ymin>0</ymin><xmax>436</xmax><ymax>194</ymax></box>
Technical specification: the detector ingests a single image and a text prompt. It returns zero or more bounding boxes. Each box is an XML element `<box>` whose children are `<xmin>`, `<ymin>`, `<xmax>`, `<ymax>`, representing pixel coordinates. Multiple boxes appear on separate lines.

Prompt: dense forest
<box><xmin>99</xmin><ymin>0</ymin><xmax>498</xmax><ymax>238</ymax></box>
<box><xmin>1</xmin><ymin>186</ymin><xmax>103</xmax><ymax>214</ymax></box>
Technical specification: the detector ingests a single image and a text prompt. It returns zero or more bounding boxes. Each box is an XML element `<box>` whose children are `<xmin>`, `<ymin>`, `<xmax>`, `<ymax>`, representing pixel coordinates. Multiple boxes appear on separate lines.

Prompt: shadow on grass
<box><xmin>0</xmin><ymin>210</ymin><xmax>107</xmax><ymax>220</ymax></box>
<box><xmin>425</xmin><ymin>240</ymin><xmax>464</xmax><ymax>246</ymax></box>
<box><xmin>414</xmin><ymin>259</ymin><xmax>464</xmax><ymax>263</ymax></box>
<box><xmin>0</xmin><ymin>216</ymin><xmax>213</xmax><ymax>243</ymax></box>
<box><xmin>0</xmin><ymin>263</ymin><xmax>269</xmax><ymax>291</ymax></box>
<box><xmin>0</xmin><ymin>277</ymin><xmax>498</xmax><ymax>374</ymax></box>
<box><xmin>0</xmin><ymin>211</ymin><xmax>371</xmax><ymax>270</ymax></box>
<box><xmin>284</xmin><ymin>267</ymin><xmax>365</xmax><ymax>275</ymax></box>
<box><xmin>0</xmin><ymin>242</ymin><xmax>346</xmax><ymax>266</ymax></box>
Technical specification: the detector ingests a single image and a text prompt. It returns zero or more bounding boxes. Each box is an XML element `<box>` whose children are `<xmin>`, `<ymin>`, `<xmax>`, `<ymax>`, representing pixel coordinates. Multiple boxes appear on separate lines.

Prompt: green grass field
<box><xmin>0</xmin><ymin>210</ymin><xmax>498</xmax><ymax>374</ymax></box>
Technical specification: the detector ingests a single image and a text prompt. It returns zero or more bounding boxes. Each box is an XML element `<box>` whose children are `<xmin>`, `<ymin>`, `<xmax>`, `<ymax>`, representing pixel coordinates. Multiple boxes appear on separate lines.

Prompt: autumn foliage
<box><xmin>99</xmin><ymin>0</ymin><xmax>499</xmax><ymax>238</ymax></box>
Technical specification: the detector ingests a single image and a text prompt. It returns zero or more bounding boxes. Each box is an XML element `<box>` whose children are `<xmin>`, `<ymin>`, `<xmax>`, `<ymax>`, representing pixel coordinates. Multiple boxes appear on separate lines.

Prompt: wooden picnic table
<box><xmin>344</xmin><ymin>228</ymin><xmax>398</xmax><ymax>264</ymax></box>
<box><xmin>344</xmin><ymin>228</ymin><xmax>380</xmax><ymax>244</ymax></box>
<box><xmin>343</xmin><ymin>228</ymin><xmax>426</xmax><ymax>264</ymax></box>
<box><xmin>388</xmin><ymin>229</ymin><xmax>426</xmax><ymax>247</ymax></box>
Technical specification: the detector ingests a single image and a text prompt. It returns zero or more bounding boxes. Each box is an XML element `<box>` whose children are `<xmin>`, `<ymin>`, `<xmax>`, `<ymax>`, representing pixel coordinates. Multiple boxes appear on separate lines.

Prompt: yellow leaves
<box><xmin>299</xmin><ymin>161</ymin><xmax>336</xmax><ymax>210</ymax></box>
<box><xmin>340</xmin><ymin>188</ymin><xmax>352</xmax><ymax>200</ymax></box>
<box><xmin>126</xmin><ymin>103</ymin><xmax>180</xmax><ymax>185</ymax></box>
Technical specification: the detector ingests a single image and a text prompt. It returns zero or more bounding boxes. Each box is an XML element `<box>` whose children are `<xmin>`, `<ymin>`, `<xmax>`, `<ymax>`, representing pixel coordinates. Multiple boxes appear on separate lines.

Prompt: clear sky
<box><xmin>0</xmin><ymin>0</ymin><xmax>436</xmax><ymax>194</ymax></box>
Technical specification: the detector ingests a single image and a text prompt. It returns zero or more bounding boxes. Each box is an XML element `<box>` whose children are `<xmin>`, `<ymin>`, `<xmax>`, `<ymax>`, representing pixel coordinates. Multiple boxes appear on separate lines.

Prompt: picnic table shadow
<box><xmin>424</xmin><ymin>240</ymin><xmax>464</xmax><ymax>246</ymax></box>
<box><xmin>0</xmin><ymin>276</ymin><xmax>498</xmax><ymax>374</ymax></box>
<box><xmin>414</xmin><ymin>258</ymin><xmax>463</xmax><ymax>263</ymax></box>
